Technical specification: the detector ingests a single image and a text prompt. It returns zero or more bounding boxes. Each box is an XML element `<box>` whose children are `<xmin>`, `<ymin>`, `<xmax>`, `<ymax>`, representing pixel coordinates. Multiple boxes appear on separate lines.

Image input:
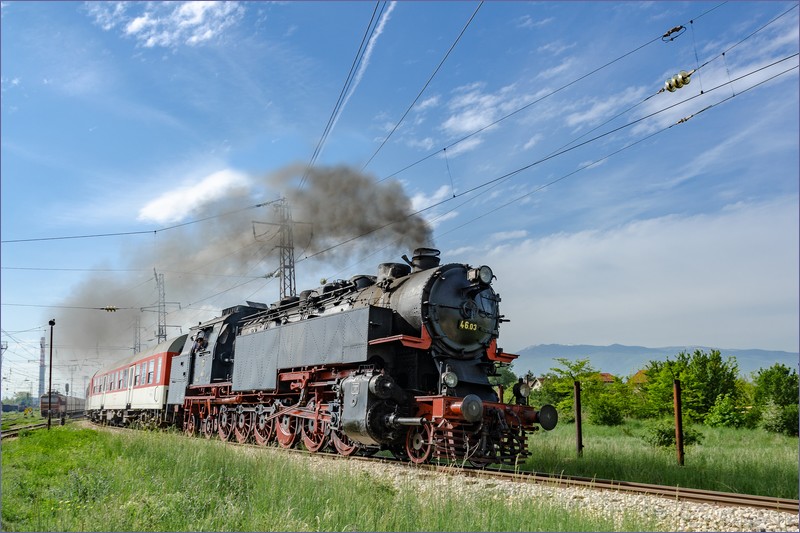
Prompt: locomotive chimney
<box><xmin>410</xmin><ymin>248</ymin><xmax>441</xmax><ymax>272</ymax></box>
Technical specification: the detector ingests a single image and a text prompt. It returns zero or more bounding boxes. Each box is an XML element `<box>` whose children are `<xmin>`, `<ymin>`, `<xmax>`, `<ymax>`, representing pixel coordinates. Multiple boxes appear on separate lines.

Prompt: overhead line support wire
<box><xmin>1</xmin><ymin>199</ymin><xmax>283</xmax><ymax>245</ymax></box>
<box><xmin>692</xmin><ymin>3</ymin><xmax>798</xmax><ymax>74</ymax></box>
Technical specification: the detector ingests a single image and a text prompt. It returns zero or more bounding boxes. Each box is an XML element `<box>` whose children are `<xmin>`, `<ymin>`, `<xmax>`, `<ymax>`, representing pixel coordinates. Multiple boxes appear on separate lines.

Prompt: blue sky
<box><xmin>1</xmin><ymin>1</ymin><xmax>798</xmax><ymax>398</ymax></box>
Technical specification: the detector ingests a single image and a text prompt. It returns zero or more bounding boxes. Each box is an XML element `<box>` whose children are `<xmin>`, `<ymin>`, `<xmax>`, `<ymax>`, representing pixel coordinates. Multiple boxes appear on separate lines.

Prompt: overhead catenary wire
<box><xmin>294</xmin><ymin>55</ymin><xmax>798</xmax><ymax>264</ymax></box>
<box><xmin>361</xmin><ymin>1</ymin><xmax>483</xmax><ymax>171</ymax></box>
<box><xmin>1</xmin><ymin>199</ymin><xmax>283</xmax><ymax>244</ymax></box>
<box><xmin>375</xmin><ymin>1</ymin><xmax>732</xmax><ymax>183</ymax></box>
<box><xmin>298</xmin><ymin>1</ymin><xmax>386</xmax><ymax>190</ymax></box>
<box><xmin>436</xmin><ymin>63</ymin><xmax>799</xmax><ymax>240</ymax></box>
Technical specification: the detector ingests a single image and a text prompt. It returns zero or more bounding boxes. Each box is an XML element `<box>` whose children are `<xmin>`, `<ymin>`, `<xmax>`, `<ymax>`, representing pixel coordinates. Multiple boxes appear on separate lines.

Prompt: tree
<box><xmin>588</xmin><ymin>380</ymin><xmax>628</xmax><ymax>426</ymax></box>
<box><xmin>754</xmin><ymin>363</ymin><xmax>799</xmax><ymax>436</ymax></box>
<box><xmin>533</xmin><ymin>358</ymin><xmax>601</xmax><ymax>423</ymax></box>
<box><xmin>10</xmin><ymin>391</ymin><xmax>35</xmax><ymax>409</ymax></box>
<box><xmin>754</xmin><ymin>363</ymin><xmax>799</xmax><ymax>407</ymax></box>
<box><xmin>488</xmin><ymin>364</ymin><xmax>517</xmax><ymax>388</ymax></box>
<box><xmin>639</xmin><ymin>349</ymin><xmax>740</xmax><ymax>422</ymax></box>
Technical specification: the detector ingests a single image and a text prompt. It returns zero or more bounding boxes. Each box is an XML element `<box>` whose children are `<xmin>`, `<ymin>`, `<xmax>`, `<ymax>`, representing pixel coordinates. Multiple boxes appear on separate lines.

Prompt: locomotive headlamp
<box><xmin>519</xmin><ymin>383</ymin><xmax>531</xmax><ymax>398</ymax></box>
<box><xmin>467</xmin><ymin>265</ymin><xmax>494</xmax><ymax>285</ymax></box>
<box><xmin>442</xmin><ymin>371</ymin><xmax>459</xmax><ymax>389</ymax></box>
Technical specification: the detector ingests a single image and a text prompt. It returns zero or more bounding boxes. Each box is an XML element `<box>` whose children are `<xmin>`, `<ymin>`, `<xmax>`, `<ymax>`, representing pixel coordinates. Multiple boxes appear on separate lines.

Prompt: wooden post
<box><xmin>574</xmin><ymin>380</ymin><xmax>583</xmax><ymax>457</ymax></box>
<box><xmin>673</xmin><ymin>379</ymin><xmax>685</xmax><ymax>466</ymax></box>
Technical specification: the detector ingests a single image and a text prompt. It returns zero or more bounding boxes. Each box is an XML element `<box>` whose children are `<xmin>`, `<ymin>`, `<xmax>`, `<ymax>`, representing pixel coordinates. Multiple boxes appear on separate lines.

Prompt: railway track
<box><xmin>1</xmin><ymin>422</ymin><xmax>48</xmax><ymax>439</ymax></box>
<box><xmin>2</xmin><ymin>415</ymin><xmax>86</xmax><ymax>440</ymax></box>
<box><xmin>466</xmin><ymin>466</ymin><xmax>799</xmax><ymax>514</ymax></box>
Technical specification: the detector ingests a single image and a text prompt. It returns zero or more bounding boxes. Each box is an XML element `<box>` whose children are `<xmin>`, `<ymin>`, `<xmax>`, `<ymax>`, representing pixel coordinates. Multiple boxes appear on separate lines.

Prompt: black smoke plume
<box><xmin>51</xmin><ymin>165</ymin><xmax>433</xmax><ymax>376</ymax></box>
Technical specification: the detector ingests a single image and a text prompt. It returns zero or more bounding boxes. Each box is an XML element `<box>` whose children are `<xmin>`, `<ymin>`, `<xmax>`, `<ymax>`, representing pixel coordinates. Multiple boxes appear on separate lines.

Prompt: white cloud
<box><xmin>138</xmin><ymin>169</ymin><xmax>251</xmax><ymax>224</ymax></box>
<box><xmin>536</xmin><ymin>57</ymin><xmax>574</xmax><ymax>80</ymax></box>
<box><xmin>523</xmin><ymin>134</ymin><xmax>544</xmax><ymax>151</ymax></box>
<box><xmin>565</xmin><ymin>86</ymin><xmax>647</xmax><ymax>130</ymax></box>
<box><xmin>486</xmin><ymin>198</ymin><xmax>799</xmax><ymax>352</ymax></box>
<box><xmin>516</xmin><ymin>15</ymin><xmax>553</xmax><ymax>29</ymax></box>
<box><xmin>416</xmin><ymin>95</ymin><xmax>440</xmax><ymax>111</ymax></box>
<box><xmin>491</xmin><ymin>230</ymin><xmax>528</xmax><ymax>241</ymax></box>
<box><xmin>438</xmin><ymin>83</ymin><xmax>527</xmax><ymax>156</ymax></box>
<box><xmin>86</xmin><ymin>1</ymin><xmax>245</xmax><ymax>48</ymax></box>
<box><xmin>411</xmin><ymin>185</ymin><xmax>452</xmax><ymax>212</ymax></box>
<box><xmin>406</xmin><ymin>137</ymin><xmax>435</xmax><ymax>151</ymax></box>
<box><xmin>537</xmin><ymin>41</ymin><xmax>576</xmax><ymax>56</ymax></box>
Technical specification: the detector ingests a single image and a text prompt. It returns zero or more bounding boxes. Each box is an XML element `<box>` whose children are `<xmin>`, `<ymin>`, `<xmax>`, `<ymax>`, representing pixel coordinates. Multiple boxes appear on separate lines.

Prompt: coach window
<box><xmin>156</xmin><ymin>357</ymin><xmax>162</xmax><ymax>384</ymax></box>
<box><xmin>134</xmin><ymin>366</ymin><xmax>139</xmax><ymax>386</ymax></box>
<box><xmin>147</xmin><ymin>360</ymin><xmax>154</xmax><ymax>384</ymax></box>
<box><xmin>118</xmin><ymin>371</ymin><xmax>123</xmax><ymax>389</ymax></box>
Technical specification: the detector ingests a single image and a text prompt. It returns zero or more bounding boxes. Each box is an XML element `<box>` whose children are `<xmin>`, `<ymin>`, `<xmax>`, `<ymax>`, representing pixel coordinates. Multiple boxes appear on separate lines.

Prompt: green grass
<box><xmin>522</xmin><ymin>419</ymin><xmax>799</xmax><ymax>499</ymax></box>
<box><xmin>2</xmin><ymin>426</ymin><xmax>659</xmax><ymax>532</ymax></box>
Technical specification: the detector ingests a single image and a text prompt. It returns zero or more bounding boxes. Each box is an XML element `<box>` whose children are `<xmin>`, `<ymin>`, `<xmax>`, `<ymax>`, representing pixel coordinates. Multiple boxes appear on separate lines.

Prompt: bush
<box><xmin>781</xmin><ymin>404</ymin><xmax>799</xmax><ymax>436</ymax></box>
<box><xmin>705</xmin><ymin>394</ymin><xmax>745</xmax><ymax>428</ymax></box>
<box><xmin>589</xmin><ymin>394</ymin><xmax>624</xmax><ymax>426</ymax></box>
<box><xmin>741</xmin><ymin>405</ymin><xmax>762</xmax><ymax>430</ymax></box>
<box><xmin>643</xmin><ymin>418</ymin><xmax>704</xmax><ymax>448</ymax></box>
<box><xmin>763</xmin><ymin>402</ymin><xmax>799</xmax><ymax>436</ymax></box>
<box><xmin>760</xmin><ymin>401</ymin><xmax>798</xmax><ymax>436</ymax></box>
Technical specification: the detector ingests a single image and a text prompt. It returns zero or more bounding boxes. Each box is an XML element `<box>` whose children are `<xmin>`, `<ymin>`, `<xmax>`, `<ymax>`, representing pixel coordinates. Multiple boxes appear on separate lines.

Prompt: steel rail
<box><xmin>472</xmin><ymin>466</ymin><xmax>799</xmax><ymax>514</ymax></box>
<box><xmin>1</xmin><ymin>422</ymin><xmax>48</xmax><ymax>439</ymax></box>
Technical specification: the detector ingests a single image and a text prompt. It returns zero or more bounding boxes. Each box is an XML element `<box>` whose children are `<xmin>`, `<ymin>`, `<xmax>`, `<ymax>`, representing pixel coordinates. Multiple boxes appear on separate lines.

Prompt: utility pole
<box><xmin>47</xmin><ymin>319</ymin><xmax>55</xmax><ymax>430</ymax></box>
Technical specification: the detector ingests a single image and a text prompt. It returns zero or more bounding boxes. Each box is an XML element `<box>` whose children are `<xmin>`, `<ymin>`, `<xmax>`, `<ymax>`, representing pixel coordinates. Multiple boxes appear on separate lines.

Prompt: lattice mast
<box><xmin>154</xmin><ymin>268</ymin><xmax>167</xmax><ymax>344</ymax></box>
<box><xmin>276</xmin><ymin>200</ymin><xmax>296</xmax><ymax>299</ymax></box>
<box><xmin>38</xmin><ymin>336</ymin><xmax>45</xmax><ymax>397</ymax></box>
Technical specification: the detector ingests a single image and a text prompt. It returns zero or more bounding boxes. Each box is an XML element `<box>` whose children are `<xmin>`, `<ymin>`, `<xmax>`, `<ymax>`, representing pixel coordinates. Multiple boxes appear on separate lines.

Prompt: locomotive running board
<box><xmin>369</xmin><ymin>328</ymin><xmax>432</xmax><ymax>349</ymax></box>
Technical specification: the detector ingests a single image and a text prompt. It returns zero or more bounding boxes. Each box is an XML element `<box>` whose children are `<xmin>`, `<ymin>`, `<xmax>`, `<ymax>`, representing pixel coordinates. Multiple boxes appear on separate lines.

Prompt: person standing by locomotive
<box><xmin>512</xmin><ymin>377</ymin><xmax>528</xmax><ymax>405</ymax></box>
<box><xmin>191</xmin><ymin>331</ymin><xmax>208</xmax><ymax>355</ymax></box>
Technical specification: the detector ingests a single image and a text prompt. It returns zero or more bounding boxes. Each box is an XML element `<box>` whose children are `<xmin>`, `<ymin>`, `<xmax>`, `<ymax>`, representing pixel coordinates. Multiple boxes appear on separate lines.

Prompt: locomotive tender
<box><xmin>88</xmin><ymin>248</ymin><xmax>556</xmax><ymax>465</ymax></box>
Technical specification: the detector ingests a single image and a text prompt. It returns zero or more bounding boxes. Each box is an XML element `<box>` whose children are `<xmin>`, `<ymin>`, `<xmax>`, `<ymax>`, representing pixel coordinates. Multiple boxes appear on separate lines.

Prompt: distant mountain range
<box><xmin>512</xmin><ymin>344</ymin><xmax>799</xmax><ymax>380</ymax></box>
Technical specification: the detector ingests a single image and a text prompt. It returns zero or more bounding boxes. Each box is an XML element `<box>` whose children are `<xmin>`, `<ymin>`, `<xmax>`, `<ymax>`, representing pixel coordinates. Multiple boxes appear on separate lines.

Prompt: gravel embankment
<box><xmin>294</xmin><ymin>453</ymin><xmax>799</xmax><ymax>532</ymax></box>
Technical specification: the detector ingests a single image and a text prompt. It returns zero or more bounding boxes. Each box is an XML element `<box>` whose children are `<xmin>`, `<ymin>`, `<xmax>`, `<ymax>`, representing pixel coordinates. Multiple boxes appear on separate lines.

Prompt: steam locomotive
<box><xmin>87</xmin><ymin>248</ymin><xmax>556</xmax><ymax>465</ymax></box>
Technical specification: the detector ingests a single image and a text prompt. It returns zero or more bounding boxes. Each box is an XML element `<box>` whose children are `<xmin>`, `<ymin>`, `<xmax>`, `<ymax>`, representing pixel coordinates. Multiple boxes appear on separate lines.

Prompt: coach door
<box><xmin>126</xmin><ymin>364</ymin><xmax>136</xmax><ymax>409</ymax></box>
